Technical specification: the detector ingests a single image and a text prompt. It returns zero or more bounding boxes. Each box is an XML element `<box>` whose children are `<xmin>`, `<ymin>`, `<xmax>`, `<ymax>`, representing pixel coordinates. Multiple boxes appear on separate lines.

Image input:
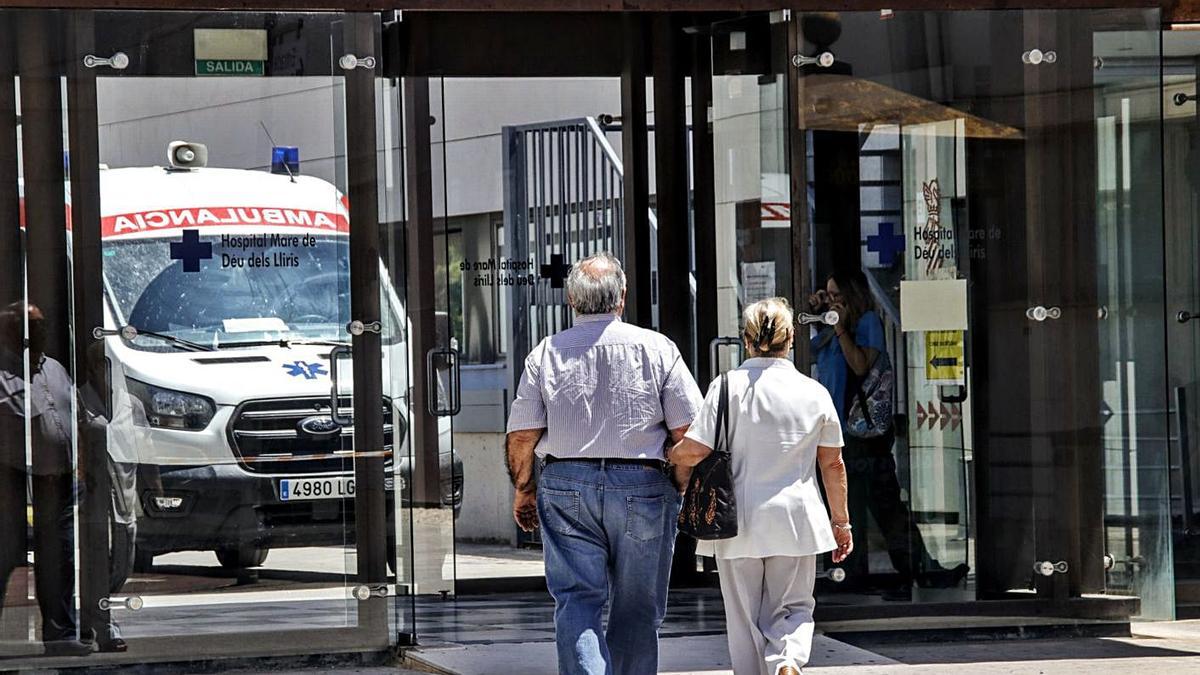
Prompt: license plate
<box><xmin>279</xmin><ymin>476</ymin><xmax>398</xmax><ymax>501</ymax></box>
<box><xmin>279</xmin><ymin>477</ymin><xmax>355</xmax><ymax>501</ymax></box>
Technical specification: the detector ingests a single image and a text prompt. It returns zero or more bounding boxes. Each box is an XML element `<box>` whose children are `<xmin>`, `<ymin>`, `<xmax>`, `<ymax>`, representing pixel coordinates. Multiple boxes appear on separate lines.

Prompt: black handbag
<box><xmin>678</xmin><ymin>373</ymin><xmax>737</xmax><ymax>540</ymax></box>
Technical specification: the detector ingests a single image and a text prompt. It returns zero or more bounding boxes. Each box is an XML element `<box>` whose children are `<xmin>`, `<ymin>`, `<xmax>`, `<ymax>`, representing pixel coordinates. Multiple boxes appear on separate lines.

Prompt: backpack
<box><xmin>846</xmin><ymin>351</ymin><xmax>894</xmax><ymax>439</ymax></box>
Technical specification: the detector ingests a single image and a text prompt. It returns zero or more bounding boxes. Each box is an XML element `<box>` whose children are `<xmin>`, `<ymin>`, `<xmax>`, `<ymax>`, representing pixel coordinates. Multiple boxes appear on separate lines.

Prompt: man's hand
<box><xmin>513</xmin><ymin>489</ymin><xmax>538</xmax><ymax>532</ymax></box>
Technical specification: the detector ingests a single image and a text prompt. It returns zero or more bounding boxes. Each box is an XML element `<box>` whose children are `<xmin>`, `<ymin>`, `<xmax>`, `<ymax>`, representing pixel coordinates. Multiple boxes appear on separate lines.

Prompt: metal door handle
<box><xmin>791</xmin><ymin>51</ymin><xmax>835</xmax><ymax>68</ymax></box>
<box><xmin>426</xmin><ymin>348</ymin><xmax>461</xmax><ymax>417</ymax></box>
<box><xmin>329</xmin><ymin>345</ymin><xmax>352</xmax><ymax>426</ymax></box>
<box><xmin>708</xmin><ymin>337</ymin><xmax>744</xmax><ymax>382</ymax></box>
<box><xmin>1179</xmin><ymin>310</ymin><xmax>1200</xmax><ymax>323</ymax></box>
<box><xmin>1033</xmin><ymin>560</ymin><xmax>1069</xmax><ymax>576</ymax></box>
<box><xmin>798</xmin><ymin>311</ymin><xmax>839</xmax><ymax>326</ymax></box>
<box><xmin>83</xmin><ymin>52</ymin><xmax>129</xmax><ymax>70</ymax></box>
<box><xmin>819</xmin><ymin>567</ymin><xmax>846</xmax><ymax>582</ymax></box>
<box><xmin>347</xmin><ymin>319</ymin><xmax>382</xmax><ymax>336</ymax></box>
<box><xmin>1026</xmin><ymin>305</ymin><xmax>1062</xmax><ymax>322</ymax></box>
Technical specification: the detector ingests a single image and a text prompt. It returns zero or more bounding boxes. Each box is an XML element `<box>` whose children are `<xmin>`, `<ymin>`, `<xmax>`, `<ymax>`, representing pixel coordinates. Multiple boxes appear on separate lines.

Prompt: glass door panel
<box><xmin>377</xmin><ymin>66</ymin><xmax>417</xmax><ymax>644</ymax></box>
<box><xmin>1</xmin><ymin>9</ymin><xmax>82</xmax><ymax>660</ymax></box>
<box><xmin>1161</xmin><ymin>24</ymin><xmax>1200</xmax><ymax>620</ymax></box>
<box><xmin>793</xmin><ymin>8</ymin><xmax>1171</xmax><ymax>614</ymax></box>
<box><xmin>76</xmin><ymin>9</ymin><xmax>393</xmax><ymax>655</ymax></box>
<box><xmin>710</xmin><ymin>14</ymin><xmax>792</xmax><ymax>381</ymax></box>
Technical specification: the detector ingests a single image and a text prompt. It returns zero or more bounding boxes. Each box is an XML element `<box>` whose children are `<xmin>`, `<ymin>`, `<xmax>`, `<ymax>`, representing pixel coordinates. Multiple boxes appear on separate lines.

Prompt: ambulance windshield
<box><xmin>103</xmin><ymin>234</ymin><xmax>361</xmax><ymax>349</ymax></box>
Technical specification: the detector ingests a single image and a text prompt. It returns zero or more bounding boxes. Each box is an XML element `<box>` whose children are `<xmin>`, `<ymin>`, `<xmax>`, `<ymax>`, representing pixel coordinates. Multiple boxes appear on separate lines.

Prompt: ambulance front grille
<box><xmin>228</xmin><ymin>396</ymin><xmax>394</xmax><ymax>474</ymax></box>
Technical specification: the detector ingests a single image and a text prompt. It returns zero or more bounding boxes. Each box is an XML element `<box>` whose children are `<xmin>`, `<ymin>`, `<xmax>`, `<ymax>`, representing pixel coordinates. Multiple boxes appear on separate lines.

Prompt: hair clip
<box><xmin>758</xmin><ymin>316</ymin><xmax>775</xmax><ymax>351</ymax></box>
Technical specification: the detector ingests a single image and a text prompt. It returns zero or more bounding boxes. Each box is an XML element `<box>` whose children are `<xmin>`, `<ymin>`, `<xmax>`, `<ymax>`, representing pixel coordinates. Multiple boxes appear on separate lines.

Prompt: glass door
<box><xmin>60</xmin><ymin>9</ymin><xmax>399</xmax><ymax>660</ymax></box>
<box><xmin>1</xmin><ymin>9</ymin><xmax>82</xmax><ymax>660</ymax></box>
<box><xmin>1163</xmin><ymin>24</ymin><xmax>1200</xmax><ymax>620</ymax></box>
<box><xmin>789</xmin><ymin>8</ymin><xmax>1172</xmax><ymax>615</ymax></box>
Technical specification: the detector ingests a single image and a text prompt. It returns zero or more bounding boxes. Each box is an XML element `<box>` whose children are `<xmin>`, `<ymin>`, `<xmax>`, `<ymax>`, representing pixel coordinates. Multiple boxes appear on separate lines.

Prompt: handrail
<box><xmin>863</xmin><ymin>267</ymin><xmax>901</xmax><ymax>328</ymax></box>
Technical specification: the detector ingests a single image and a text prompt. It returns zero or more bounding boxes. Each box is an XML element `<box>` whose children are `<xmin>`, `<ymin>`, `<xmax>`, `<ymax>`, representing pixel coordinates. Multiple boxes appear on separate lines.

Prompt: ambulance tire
<box><xmin>215</xmin><ymin>545</ymin><xmax>269</xmax><ymax>570</ymax></box>
<box><xmin>133</xmin><ymin>547</ymin><xmax>155</xmax><ymax>573</ymax></box>
<box><xmin>109</xmin><ymin>516</ymin><xmax>136</xmax><ymax>593</ymax></box>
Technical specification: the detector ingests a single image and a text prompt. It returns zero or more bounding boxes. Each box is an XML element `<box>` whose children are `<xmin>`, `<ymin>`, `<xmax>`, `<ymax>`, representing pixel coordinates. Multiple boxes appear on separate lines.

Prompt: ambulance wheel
<box><xmin>133</xmin><ymin>548</ymin><xmax>155</xmax><ymax>573</ymax></box>
<box><xmin>109</xmin><ymin>516</ymin><xmax>136</xmax><ymax>593</ymax></box>
<box><xmin>216</xmin><ymin>545</ymin><xmax>269</xmax><ymax>570</ymax></box>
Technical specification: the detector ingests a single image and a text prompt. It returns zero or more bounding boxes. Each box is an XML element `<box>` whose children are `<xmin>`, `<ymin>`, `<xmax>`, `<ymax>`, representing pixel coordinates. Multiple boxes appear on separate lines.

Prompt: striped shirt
<box><xmin>507</xmin><ymin>313</ymin><xmax>703</xmax><ymax>460</ymax></box>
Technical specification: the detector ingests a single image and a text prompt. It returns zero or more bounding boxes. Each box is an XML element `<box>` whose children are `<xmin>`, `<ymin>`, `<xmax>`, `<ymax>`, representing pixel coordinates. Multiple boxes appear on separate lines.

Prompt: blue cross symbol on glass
<box><xmin>169</xmin><ymin>229</ymin><xmax>213</xmax><ymax>272</ymax></box>
<box><xmin>866</xmin><ymin>222</ymin><xmax>905</xmax><ymax>267</ymax></box>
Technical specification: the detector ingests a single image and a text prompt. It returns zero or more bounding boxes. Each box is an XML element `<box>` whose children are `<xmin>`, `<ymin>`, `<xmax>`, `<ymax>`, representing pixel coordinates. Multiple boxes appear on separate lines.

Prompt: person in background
<box><xmin>0</xmin><ymin>302</ymin><xmax>91</xmax><ymax>656</ymax></box>
<box><xmin>669</xmin><ymin>297</ymin><xmax>851</xmax><ymax>675</ymax></box>
<box><xmin>809</xmin><ymin>270</ymin><xmax>968</xmax><ymax>598</ymax></box>
<box><xmin>504</xmin><ymin>252</ymin><xmax>702</xmax><ymax>675</ymax></box>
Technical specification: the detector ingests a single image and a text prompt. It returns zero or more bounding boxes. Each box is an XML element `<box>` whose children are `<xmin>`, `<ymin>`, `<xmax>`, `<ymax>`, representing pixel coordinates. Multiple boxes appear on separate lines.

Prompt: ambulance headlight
<box><xmin>127</xmin><ymin>379</ymin><xmax>215</xmax><ymax>431</ymax></box>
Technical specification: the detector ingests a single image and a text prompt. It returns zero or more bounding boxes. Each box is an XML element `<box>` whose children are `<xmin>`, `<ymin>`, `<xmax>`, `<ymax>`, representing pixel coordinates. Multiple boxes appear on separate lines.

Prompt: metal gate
<box><xmin>502</xmin><ymin>116</ymin><xmax>659</xmax><ymax>545</ymax></box>
<box><xmin>503</xmin><ymin>116</ymin><xmax>663</xmax><ymax>388</ymax></box>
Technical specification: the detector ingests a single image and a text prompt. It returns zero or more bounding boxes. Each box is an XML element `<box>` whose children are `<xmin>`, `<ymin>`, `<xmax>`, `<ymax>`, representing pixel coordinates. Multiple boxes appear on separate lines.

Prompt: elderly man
<box><xmin>505</xmin><ymin>252</ymin><xmax>702</xmax><ymax>674</ymax></box>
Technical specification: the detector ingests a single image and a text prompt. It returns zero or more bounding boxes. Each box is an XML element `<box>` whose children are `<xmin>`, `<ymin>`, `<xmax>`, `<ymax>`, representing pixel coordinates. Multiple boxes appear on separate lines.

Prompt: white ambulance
<box><xmin>94</xmin><ymin>143</ymin><xmax>460</xmax><ymax>582</ymax></box>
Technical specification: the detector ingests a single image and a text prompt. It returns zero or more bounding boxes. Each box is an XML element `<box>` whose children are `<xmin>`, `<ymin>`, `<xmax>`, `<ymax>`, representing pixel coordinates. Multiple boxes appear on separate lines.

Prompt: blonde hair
<box><xmin>743</xmin><ymin>297</ymin><xmax>794</xmax><ymax>357</ymax></box>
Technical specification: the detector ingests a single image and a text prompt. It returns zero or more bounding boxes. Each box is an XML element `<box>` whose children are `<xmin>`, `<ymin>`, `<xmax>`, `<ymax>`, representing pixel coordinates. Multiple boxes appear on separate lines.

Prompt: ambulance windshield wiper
<box><xmin>213</xmin><ymin>337</ymin><xmax>350</xmax><ymax>350</ymax></box>
<box><xmin>93</xmin><ymin>325</ymin><xmax>214</xmax><ymax>352</ymax></box>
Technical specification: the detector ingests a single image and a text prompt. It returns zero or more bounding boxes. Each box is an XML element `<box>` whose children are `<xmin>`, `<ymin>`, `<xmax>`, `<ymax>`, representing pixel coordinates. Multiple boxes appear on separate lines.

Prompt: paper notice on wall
<box><xmin>741</xmin><ymin>261</ymin><xmax>776</xmax><ymax>304</ymax></box>
<box><xmin>900</xmin><ymin>279</ymin><xmax>968</xmax><ymax>332</ymax></box>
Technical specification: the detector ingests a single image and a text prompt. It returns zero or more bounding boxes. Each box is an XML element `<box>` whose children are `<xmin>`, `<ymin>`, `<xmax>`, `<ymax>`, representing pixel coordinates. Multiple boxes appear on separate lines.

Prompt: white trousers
<box><xmin>716</xmin><ymin>555</ymin><xmax>817</xmax><ymax>675</ymax></box>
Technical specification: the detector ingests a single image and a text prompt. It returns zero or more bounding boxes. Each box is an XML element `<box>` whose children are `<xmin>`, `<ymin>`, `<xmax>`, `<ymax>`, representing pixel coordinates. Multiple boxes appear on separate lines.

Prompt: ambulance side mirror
<box><xmin>167</xmin><ymin>141</ymin><xmax>208</xmax><ymax>170</ymax></box>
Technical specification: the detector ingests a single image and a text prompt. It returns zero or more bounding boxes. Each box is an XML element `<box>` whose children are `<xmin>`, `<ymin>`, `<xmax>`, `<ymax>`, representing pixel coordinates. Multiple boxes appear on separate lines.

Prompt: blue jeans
<box><xmin>538</xmin><ymin>459</ymin><xmax>681</xmax><ymax>675</ymax></box>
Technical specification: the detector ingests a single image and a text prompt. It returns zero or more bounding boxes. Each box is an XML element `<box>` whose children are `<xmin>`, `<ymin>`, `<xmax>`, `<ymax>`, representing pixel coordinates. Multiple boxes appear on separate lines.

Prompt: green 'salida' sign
<box><xmin>194</xmin><ymin>28</ymin><xmax>267</xmax><ymax>77</ymax></box>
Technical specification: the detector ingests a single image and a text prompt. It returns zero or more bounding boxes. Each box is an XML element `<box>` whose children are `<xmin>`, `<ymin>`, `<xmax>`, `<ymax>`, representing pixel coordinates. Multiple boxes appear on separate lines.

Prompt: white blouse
<box><xmin>684</xmin><ymin>357</ymin><xmax>844</xmax><ymax>559</ymax></box>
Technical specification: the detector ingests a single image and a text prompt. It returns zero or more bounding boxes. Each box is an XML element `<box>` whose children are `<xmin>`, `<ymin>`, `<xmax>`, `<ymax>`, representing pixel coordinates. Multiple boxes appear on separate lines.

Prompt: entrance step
<box><xmin>1176</xmin><ymin>578</ymin><xmax>1200</xmax><ymax>603</ymax></box>
<box><xmin>823</xmin><ymin>614</ymin><xmax>1130</xmax><ymax>646</ymax></box>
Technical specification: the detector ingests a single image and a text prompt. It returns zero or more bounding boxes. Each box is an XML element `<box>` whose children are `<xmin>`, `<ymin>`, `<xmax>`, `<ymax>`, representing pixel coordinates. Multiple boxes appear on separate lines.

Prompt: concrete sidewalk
<box><xmin>403</xmin><ymin>620</ymin><xmax>1200</xmax><ymax>674</ymax></box>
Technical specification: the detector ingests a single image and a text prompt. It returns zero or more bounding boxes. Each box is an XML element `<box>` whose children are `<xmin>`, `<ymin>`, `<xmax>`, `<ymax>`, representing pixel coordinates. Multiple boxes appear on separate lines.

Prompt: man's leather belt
<box><xmin>544</xmin><ymin>455</ymin><xmax>666</xmax><ymax>469</ymax></box>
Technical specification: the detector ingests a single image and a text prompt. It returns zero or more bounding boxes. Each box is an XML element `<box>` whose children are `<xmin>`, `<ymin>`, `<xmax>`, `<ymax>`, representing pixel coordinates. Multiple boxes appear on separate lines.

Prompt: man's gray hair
<box><xmin>566</xmin><ymin>253</ymin><xmax>627</xmax><ymax>315</ymax></box>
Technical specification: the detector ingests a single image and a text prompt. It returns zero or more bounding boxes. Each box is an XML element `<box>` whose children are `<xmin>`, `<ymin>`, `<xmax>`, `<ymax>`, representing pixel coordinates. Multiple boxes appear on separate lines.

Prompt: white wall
<box><xmin>453</xmin><ymin>432</ymin><xmax>515</xmax><ymax>545</ymax></box>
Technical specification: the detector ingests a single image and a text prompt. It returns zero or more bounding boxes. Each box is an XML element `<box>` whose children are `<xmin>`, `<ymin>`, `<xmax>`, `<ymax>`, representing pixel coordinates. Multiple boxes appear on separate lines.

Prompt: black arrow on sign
<box><xmin>930</xmin><ymin>356</ymin><xmax>958</xmax><ymax>368</ymax></box>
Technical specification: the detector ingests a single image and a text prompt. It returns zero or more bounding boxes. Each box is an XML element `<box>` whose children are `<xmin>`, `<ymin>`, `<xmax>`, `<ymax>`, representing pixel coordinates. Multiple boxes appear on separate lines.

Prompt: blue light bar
<box><xmin>271</xmin><ymin>146</ymin><xmax>300</xmax><ymax>176</ymax></box>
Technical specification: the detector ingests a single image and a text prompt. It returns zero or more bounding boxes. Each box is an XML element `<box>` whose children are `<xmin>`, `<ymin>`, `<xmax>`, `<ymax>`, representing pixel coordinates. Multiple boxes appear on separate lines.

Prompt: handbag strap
<box><xmin>715</xmin><ymin>373</ymin><xmax>730</xmax><ymax>454</ymax></box>
<box><xmin>851</xmin><ymin>351</ymin><xmax>889</xmax><ymax>430</ymax></box>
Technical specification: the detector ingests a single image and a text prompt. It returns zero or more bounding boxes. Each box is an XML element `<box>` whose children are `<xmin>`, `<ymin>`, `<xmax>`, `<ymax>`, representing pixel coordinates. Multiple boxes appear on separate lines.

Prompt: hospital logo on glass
<box><xmin>283</xmin><ymin>361</ymin><xmax>327</xmax><ymax>380</ymax></box>
<box><xmin>864</xmin><ymin>221</ymin><xmax>904</xmax><ymax>269</ymax></box>
<box><xmin>170</xmin><ymin>229</ymin><xmax>214</xmax><ymax>272</ymax></box>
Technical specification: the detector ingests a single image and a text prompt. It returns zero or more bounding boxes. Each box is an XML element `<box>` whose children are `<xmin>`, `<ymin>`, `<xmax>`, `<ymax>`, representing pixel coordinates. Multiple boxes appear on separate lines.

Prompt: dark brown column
<box><xmin>786</xmin><ymin>13</ymin><xmax>813</xmax><ymax>370</ymax></box>
<box><xmin>1020</xmin><ymin>9</ymin><xmax>1104</xmax><ymax>599</ymax></box>
<box><xmin>18</xmin><ymin>11</ymin><xmax>70</xmax><ymax>366</ymax></box>
<box><xmin>65</xmin><ymin>8</ymin><xmax>114</xmax><ymax>642</ymax></box>
<box><xmin>0</xmin><ymin>13</ymin><xmax>19</xmax><ymax>307</ymax></box>
<box><xmin>344</xmin><ymin>13</ymin><xmax>389</xmax><ymax>636</ymax></box>
<box><xmin>404</xmin><ymin>76</ymin><xmax>441</xmax><ymax>510</ymax></box>
<box><xmin>620</xmin><ymin>13</ymin><xmax>652</xmax><ymax>328</ymax></box>
<box><xmin>690</xmin><ymin>32</ymin><xmax>717</xmax><ymax>387</ymax></box>
<box><xmin>652</xmin><ymin>13</ymin><xmax>691</xmax><ymax>361</ymax></box>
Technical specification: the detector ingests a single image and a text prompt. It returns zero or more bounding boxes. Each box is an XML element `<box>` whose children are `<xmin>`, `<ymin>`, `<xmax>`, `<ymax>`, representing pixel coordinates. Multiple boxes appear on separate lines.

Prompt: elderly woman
<box><xmin>668</xmin><ymin>298</ymin><xmax>851</xmax><ymax>675</ymax></box>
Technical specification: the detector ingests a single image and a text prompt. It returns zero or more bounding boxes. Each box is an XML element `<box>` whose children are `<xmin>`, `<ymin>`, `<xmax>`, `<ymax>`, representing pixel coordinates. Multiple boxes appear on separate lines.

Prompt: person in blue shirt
<box><xmin>810</xmin><ymin>270</ymin><xmax>968</xmax><ymax>599</ymax></box>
